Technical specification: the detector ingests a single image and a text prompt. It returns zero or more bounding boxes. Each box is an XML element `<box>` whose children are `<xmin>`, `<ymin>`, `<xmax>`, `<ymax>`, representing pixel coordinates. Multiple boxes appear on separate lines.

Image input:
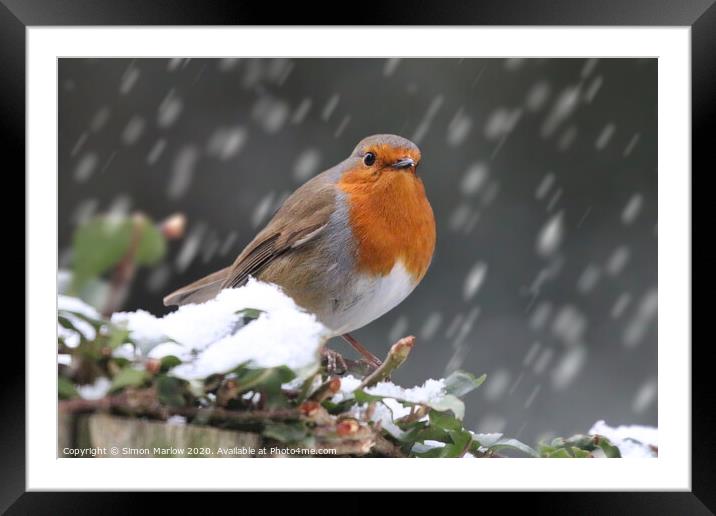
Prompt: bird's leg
<box><xmin>321</xmin><ymin>347</ymin><xmax>348</xmax><ymax>376</ymax></box>
<box><xmin>341</xmin><ymin>333</ymin><xmax>383</xmax><ymax>368</ymax></box>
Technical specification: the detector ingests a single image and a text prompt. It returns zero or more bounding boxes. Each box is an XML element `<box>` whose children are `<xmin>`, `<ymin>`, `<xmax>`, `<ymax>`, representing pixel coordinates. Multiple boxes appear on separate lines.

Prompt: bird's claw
<box><xmin>321</xmin><ymin>348</ymin><xmax>348</xmax><ymax>376</ymax></box>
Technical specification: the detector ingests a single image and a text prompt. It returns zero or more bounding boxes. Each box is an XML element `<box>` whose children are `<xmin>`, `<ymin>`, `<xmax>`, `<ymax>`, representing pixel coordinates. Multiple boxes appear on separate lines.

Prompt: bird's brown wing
<box><xmin>162</xmin><ymin>266</ymin><xmax>232</xmax><ymax>306</ymax></box>
<box><xmin>163</xmin><ymin>170</ymin><xmax>339</xmax><ymax>307</ymax></box>
<box><xmin>220</xmin><ymin>222</ymin><xmax>327</xmax><ymax>289</ymax></box>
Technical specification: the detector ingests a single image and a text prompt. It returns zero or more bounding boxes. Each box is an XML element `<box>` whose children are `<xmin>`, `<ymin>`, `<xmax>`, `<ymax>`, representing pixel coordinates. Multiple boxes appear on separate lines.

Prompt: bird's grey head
<box><xmin>350</xmin><ymin>134</ymin><xmax>422</xmax><ymax>170</ymax></box>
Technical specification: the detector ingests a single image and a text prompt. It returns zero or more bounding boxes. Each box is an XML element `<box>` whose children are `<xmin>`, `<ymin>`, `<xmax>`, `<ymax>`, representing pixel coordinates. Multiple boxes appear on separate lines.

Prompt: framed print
<box><xmin>4</xmin><ymin>0</ymin><xmax>709</xmax><ymax>511</ymax></box>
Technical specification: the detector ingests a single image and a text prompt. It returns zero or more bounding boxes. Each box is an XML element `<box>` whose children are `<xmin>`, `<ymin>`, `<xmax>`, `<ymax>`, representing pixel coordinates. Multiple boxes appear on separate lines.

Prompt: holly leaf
<box><xmin>160</xmin><ymin>355</ymin><xmax>182</xmax><ymax>372</ymax></box>
<box><xmin>593</xmin><ymin>435</ymin><xmax>621</xmax><ymax>458</ymax></box>
<box><xmin>263</xmin><ymin>422</ymin><xmax>308</xmax><ymax>443</ymax></box>
<box><xmin>353</xmin><ymin>389</ymin><xmax>465</xmax><ymax>420</ymax></box>
<box><xmin>72</xmin><ymin>216</ymin><xmax>134</xmax><ymax>292</ymax></box>
<box><xmin>236</xmin><ymin>308</ymin><xmax>265</xmax><ymax>324</ymax></box>
<box><xmin>474</xmin><ymin>433</ymin><xmax>538</xmax><ymax>457</ymax></box>
<box><xmin>110</xmin><ymin>367</ymin><xmax>149</xmax><ymax>392</ymax></box>
<box><xmin>233</xmin><ymin>365</ymin><xmax>296</xmax><ymax>394</ymax></box>
<box><xmin>444</xmin><ymin>370</ymin><xmax>486</xmax><ymax>398</ymax></box>
<box><xmin>156</xmin><ymin>375</ymin><xmax>189</xmax><ymax>407</ymax></box>
<box><xmin>135</xmin><ymin>221</ymin><xmax>166</xmax><ymax>265</ymax></box>
<box><xmin>58</xmin><ymin>376</ymin><xmax>78</xmax><ymax>399</ymax></box>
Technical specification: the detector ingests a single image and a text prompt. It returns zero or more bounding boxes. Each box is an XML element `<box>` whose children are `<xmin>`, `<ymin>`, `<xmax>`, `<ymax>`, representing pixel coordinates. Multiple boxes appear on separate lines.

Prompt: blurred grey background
<box><xmin>58</xmin><ymin>58</ymin><xmax>657</xmax><ymax>445</ymax></box>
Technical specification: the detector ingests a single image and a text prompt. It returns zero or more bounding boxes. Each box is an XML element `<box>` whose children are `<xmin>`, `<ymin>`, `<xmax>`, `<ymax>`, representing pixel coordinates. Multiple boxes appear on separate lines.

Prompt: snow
<box><xmin>536</xmin><ymin>212</ymin><xmax>564</xmax><ymax>256</ymax></box>
<box><xmin>292</xmin><ymin>148</ymin><xmax>322</xmax><ymax>181</ymax></box>
<box><xmin>112</xmin><ymin>343</ymin><xmax>136</xmax><ymax>360</ymax></box>
<box><xmin>589</xmin><ymin>420</ymin><xmax>657</xmax><ymax>458</ymax></box>
<box><xmin>58</xmin><ymin>295</ymin><xmax>100</xmax><ymax>320</ymax></box>
<box><xmin>168</xmin><ymin>145</ymin><xmax>198</xmax><ymax>200</ymax></box>
<box><xmin>147</xmin><ymin>342</ymin><xmax>188</xmax><ymax>360</ymax></box>
<box><xmin>463</xmin><ymin>262</ymin><xmax>488</xmax><ymax>301</ymax></box>
<box><xmin>112</xmin><ymin>279</ymin><xmax>329</xmax><ymax>380</ymax></box>
<box><xmin>333</xmin><ymin>375</ymin><xmax>447</xmax><ymax>406</ymax></box>
<box><xmin>166</xmin><ymin>415</ymin><xmax>187</xmax><ymax>426</ymax></box>
<box><xmin>57</xmin><ymin>269</ymin><xmax>72</xmax><ymax>295</ymax></box>
<box><xmin>332</xmin><ymin>375</ymin><xmax>452</xmax><ymax>438</ymax></box>
<box><xmin>460</xmin><ymin>162</ymin><xmax>489</xmax><ymax>196</ymax></box>
<box><xmin>368</xmin><ymin>378</ymin><xmax>447</xmax><ymax>404</ymax></box>
<box><xmin>77</xmin><ymin>377</ymin><xmax>112</xmax><ymax>400</ymax></box>
<box><xmin>58</xmin><ymin>324</ymin><xmax>81</xmax><ymax>348</ymax></box>
<box><xmin>58</xmin><ymin>295</ymin><xmax>100</xmax><ymax>344</ymax></box>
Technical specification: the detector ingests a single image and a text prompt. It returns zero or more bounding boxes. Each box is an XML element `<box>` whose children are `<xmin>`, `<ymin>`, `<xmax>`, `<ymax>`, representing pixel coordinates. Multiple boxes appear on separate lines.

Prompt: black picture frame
<box><xmin>5</xmin><ymin>0</ymin><xmax>708</xmax><ymax>512</ymax></box>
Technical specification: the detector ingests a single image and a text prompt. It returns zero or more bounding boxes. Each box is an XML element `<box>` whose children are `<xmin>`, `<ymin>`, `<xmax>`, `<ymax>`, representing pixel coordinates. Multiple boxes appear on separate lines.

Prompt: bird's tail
<box><xmin>163</xmin><ymin>266</ymin><xmax>232</xmax><ymax>306</ymax></box>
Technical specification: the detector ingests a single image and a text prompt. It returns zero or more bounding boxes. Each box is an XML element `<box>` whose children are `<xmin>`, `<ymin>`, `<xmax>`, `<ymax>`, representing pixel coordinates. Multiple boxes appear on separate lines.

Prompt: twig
<box><xmin>395</xmin><ymin>405</ymin><xmax>430</xmax><ymax>426</ymax></box>
<box><xmin>358</xmin><ymin>336</ymin><xmax>416</xmax><ymax>389</ymax></box>
<box><xmin>309</xmin><ymin>376</ymin><xmax>341</xmax><ymax>403</ymax></box>
<box><xmin>371</xmin><ymin>433</ymin><xmax>407</xmax><ymax>458</ymax></box>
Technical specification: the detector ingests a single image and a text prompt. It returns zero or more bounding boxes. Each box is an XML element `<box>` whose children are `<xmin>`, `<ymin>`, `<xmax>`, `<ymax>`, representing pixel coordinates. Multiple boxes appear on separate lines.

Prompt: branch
<box><xmin>59</xmin><ymin>391</ymin><xmax>301</xmax><ymax>428</ymax></box>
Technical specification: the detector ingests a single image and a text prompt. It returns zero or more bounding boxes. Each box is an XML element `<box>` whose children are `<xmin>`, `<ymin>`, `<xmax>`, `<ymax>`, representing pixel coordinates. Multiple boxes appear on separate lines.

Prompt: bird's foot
<box><xmin>341</xmin><ymin>333</ymin><xmax>383</xmax><ymax>368</ymax></box>
<box><xmin>343</xmin><ymin>357</ymin><xmax>380</xmax><ymax>377</ymax></box>
<box><xmin>321</xmin><ymin>348</ymin><xmax>348</xmax><ymax>376</ymax></box>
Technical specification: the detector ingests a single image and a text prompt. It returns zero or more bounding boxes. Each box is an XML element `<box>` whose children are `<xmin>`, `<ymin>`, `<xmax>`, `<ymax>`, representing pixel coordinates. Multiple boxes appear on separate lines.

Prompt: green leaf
<box><xmin>354</xmin><ymin>387</ymin><xmax>466</xmax><ymax>420</ymax></box>
<box><xmin>444</xmin><ymin>370</ymin><xmax>486</xmax><ymax>398</ymax></box>
<box><xmin>110</xmin><ymin>367</ymin><xmax>149</xmax><ymax>392</ymax></box>
<box><xmin>263</xmin><ymin>391</ymin><xmax>292</xmax><ymax>409</ymax></box>
<box><xmin>594</xmin><ymin>436</ymin><xmax>621</xmax><ymax>458</ymax></box>
<box><xmin>429</xmin><ymin>409</ymin><xmax>463</xmax><ymax>431</ymax></box>
<box><xmin>544</xmin><ymin>447</ymin><xmax>572</xmax><ymax>458</ymax></box>
<box><xmin>413</xmin><ymin>445</ymin><xmax>448</xmax><ymax>458</ymax></box>
<box><xmin>449</xmin><ymin>429</ymin><xmax>473</xmax><ymax>453</ymax></box>
<box><xmin>263</xmin><ymin>422</ymin><xmax>308</xmax><ymax>443</ymax></box>
<box><xmin>156</xmin><ymin>375</ymin><xmax>188</xmax><ymax>407</ymax></box>
<box><xmin>472</xmin><ymin>432</ymin><xmax>504</xmax><ymax>448</ymax></box>
<box><xmin>412</xmin><ymin>429</ymin><xmax>473</xmax><ymax>458</ymax></box>
<box><xmin>571</xmin><ymin>447</ymin><xmax>593</xmax><ymax>458</ymax></box>
<box><xmin>321</xmin><ymin>398</ymin><xmax>356</xmax><ymax>415</ymax></box>
<box><xmin>77</xmin><ymin>277</ymin><xmax>111</xmax><ymax>311</ymax></box>
<box><xmin>58</xmin><ymin>309</ymin><xmax>105</xmax><ymax>330</ymax></box>
<box><xmin>160</xmin><ymin>355</ymin><xmax>182</xmax><ymax>372</ymax></box>
<box><xmin>236</xmin><ymin>308</ymin><xmax>265</xmax><ymax>324</ymax></box>
<box><xmin>58</xmin><ymin>315</ymin><xmax>78</xmax><ymax>332</ymax></box>
<box><xmin>541</xmin><ymin>434</ymin><xmax>622</xmax><ymax>459</ymax></box>
<box><xmin>405</xmin><ymin>425</ymin><xmax>450</xmax><ymax>444</ymax></box>
<box><xmin>135</xmin><ymin>221</ymin><xmax>166</xmax><ymax>265</ymax></box>
<box><xmin>106</xmin><ymin>327</ymin><xmax>130</xmax><ymax>350</ymax></box>
<box><xmin>71</xmin><ymin>214</ymin><xmax>166</xmax><ymax>292</ymax></box>
<box><xmin>58</xmin><ymin>376</ymin><xmax>78</xmax><ymax>399</ymax></box>
<box><xmin>474</xmin><ymin>435</ymin><xmax>539</xmax><ymax>457</ymax></box>
<box><xmin>234</xmin><ymin>366</ymin><xmax>296</xmax><ymax>394</ymax></box>
<box><xmin>352</xmin><ymin>389</ymin><xmax>385</xmax><ymax>404</ymax></box>
<box><xmin>111</xmin><ymin>357</ymin><xmax>131</xmax><ymax>368</ymax></box>
<box><xmin>424</xmin><ymin>394</ymin><xmax>465</xmax><ymax>420</ymax></box>
<box><xmin>72</xmin><ymin>215</ymin><xmax>134</xmax><ymax>291</ymax></box>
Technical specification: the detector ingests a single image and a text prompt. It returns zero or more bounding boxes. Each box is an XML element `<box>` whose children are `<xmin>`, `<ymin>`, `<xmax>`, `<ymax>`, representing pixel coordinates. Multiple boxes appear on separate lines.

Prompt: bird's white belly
<box><xmin>324</xmin><ymin>261</ymin><xmax>418</xmax><ymax>336</ymax></box>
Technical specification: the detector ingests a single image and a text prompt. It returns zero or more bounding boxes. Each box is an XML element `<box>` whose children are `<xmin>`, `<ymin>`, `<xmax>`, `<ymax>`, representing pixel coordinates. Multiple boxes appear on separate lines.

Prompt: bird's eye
<box><xmin>363</xmin><ymin>152</ymin><xmax>376</xmax><ymax>166</ymax></box>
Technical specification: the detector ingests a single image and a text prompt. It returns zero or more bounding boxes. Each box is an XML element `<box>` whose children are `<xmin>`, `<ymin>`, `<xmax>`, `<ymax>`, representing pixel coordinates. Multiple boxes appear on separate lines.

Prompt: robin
<box><xmin>164</xmin><ymin>134</ymin><xmax>436</xmax><ymax>370</ymax></box>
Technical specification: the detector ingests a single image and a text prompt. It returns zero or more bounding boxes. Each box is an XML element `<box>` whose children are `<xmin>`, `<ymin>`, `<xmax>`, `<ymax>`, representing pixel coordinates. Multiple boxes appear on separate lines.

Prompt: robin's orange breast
<box><xmin>338</xmin><ymin>167</ymin><xmax>436</xmax><ymax>282</ymax></box>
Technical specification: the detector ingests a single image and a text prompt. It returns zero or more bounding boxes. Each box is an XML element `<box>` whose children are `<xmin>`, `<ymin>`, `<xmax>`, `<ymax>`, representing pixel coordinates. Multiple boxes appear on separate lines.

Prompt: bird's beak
<box><xmin>392</xmin><ymin>157</ymin><xmax>416</xmax><ymax>169</ymax></box>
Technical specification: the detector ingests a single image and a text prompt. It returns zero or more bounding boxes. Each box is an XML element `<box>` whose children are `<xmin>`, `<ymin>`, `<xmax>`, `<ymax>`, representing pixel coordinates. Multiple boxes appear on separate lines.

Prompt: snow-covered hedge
<box><xmin>58</xmin><ymin>279</ymin><xmax>655</xmax><ymax>458</ymax></box>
